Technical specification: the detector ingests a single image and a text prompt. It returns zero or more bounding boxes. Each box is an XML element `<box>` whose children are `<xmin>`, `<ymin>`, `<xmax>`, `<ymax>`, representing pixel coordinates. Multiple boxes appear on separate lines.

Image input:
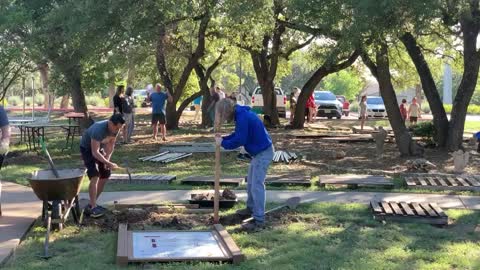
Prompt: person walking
<box><xmin>214</xmin><ymin>98</ymin><xmax>274</xmax><ymax>231</ymax></box>
<box><xmin>113</xmin><ymin>85</ymin><xmax>125</xmax><ymax>115</ymax></box>
<box><xmin>306</xmin><ymin>93</ymin><xmax>316</xmax><ymax>123</ymax></box>
<box><xmin>147</xmin><ymin>83</ymin><xmax>173</xmax><ymax>141</ymax></box>
<box><xmin>193</xmin><ymin>95</ymin><xmax>202</xmax><ymax>122</ymax></box>
<box><xmin>80</xmin><ymin>114</ymin><xmax>125</xmax><ymax>218</ymax></box>
<box><xmin>408</xmin><ymin>97</ymin><xmax>421</xmax><ymax>126</ymax></box>
<box><xmin>0</xmin><ymin>105</ymin><xmax>10</xmax><ymax>217</ymax></box>
<box><xmin>399</xmin><ymin>99</ymin><xmax>408</xmax><ymax>122</ymax></box>
<box><xmin>359</xmin><ymin>95</ymin><xmax>367</xmax><ymax>130</ymax></box>
<box><xmin>122</xmin><ymin>86</ymin><xmax>135</xmax><ymax>143</ymax></box>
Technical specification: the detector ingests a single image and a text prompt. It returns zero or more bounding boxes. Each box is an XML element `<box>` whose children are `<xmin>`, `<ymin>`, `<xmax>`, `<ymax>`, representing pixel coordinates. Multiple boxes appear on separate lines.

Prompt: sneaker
<box><xmin>241</xmin><ymin>221</ymin><xmax>265</xmax><ymax>232</ymax></box>
<box><xmin>90</xmin><ymin>206</ymin><xmax>106</xmax><ymax>218</ymax></box>
<box><xmin>236</xmin><ymin>208</ymin><xmax>253</xmax><ymax>216</ymax></box>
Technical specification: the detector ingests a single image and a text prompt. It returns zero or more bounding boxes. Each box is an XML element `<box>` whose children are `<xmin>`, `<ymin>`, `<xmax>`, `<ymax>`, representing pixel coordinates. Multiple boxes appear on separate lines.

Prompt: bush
<box><xmin>412</xmin><ymin>121</ymin><xmax>435</xmax><ymax>140</ymax></box>
<box><xmin>86</xmin><ymin>96</ymin><xmax>105</xmax><ymax>107</ymax></box>
<box><xmin>103</xmin><ymin>97</ymin><xmax>110</xmax><ymax>107</ymax></box>
<box><xmin>443</xmin><ymin>104</ymin><xmax>452</xmax><ymax>113</ymax></box>
<box><xmin>24</xmin><ymin>97</ymin><xmax>32</xmax><ymax>107</ymax></box>
<box><xmin>349</xmin><ymin>103</ymin><xmax>359</xmax><ymax>113</ymax></box>
<box><xmin>7</xmin><ymin>96</ymin><xmax>21</xmax><ymax>106</ymax></box>
<box><xmin>467</xmin><ymin>104</ymin><xmax>480</xmax><ymax>114</ymax></box>
<box><xmin>35</xmin><ymin>94</ymin><xmax>45</xmax><ymax>106</ymax></box>
<box><xmin>421</xmin><ymin>103</ymin><xmax>431</xmax><ymax>114</ymax></box>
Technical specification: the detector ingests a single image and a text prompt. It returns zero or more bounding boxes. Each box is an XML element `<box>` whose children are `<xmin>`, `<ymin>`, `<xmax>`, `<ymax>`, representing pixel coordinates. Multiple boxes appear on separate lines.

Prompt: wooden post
<box><xmin>214</xmin><ymin>110</ymin><xmax>221</xmax><ymax>223</ymax></box>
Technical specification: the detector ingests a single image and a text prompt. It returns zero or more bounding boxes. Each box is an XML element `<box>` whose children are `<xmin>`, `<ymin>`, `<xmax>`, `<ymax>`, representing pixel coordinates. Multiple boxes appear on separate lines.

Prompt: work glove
<box><xmin>214</xmin><ymin>134</ymin><xmax>223</xmax><ymax>147</ymax></box>
<box><xmin>0</xmin><ymin>140</ymin><xmax>9</xmax><ymax>155</ymax></box>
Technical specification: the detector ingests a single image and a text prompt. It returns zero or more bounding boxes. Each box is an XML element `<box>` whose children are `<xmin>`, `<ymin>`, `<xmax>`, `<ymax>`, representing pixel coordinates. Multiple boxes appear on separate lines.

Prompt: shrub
<box><xmin>349</xmin><ymin>103</ymin><xmax>359</xmax><ymax>113</ymax></box>
<box><xmin>24</xmin><ymin>97</ymin><xmax>32</xmax><ymax>107</ymax></box>
<box><xmin>86</xmin><ymin>96</ymin><xmax>105</xmax><ymax>107</ymax></box>
<box><xmin>443</xmin><ymin>104</ymin><xmax>452</xmax><ymax>113</ymax></box>
<box><xmin>35</xmin><ymin>94</ymin><xmax>45</xmax><ymax>106</ymax></box>
<box><xmin>412</xmin><ymin>121</ymin><xmax>436</xmax><ymax>146</ymax></box>
<box><xmin>467</xmin><ymin>104</ymin><xmax>480</xmax><ymax>115</ymax></box>
<box><xmin>103</xmin><ymin>97</ymin><xmax>110</xmax><ymax>107</ymax></box>
<box><xmin>7</xmin><ymin>96</ymin><xmax>21</xmax><ymax>106</ymax></box>
<box><xmin>421</xmin><ymin>103</ymin><xmax>431</xmax><ymax>114</ymax></box>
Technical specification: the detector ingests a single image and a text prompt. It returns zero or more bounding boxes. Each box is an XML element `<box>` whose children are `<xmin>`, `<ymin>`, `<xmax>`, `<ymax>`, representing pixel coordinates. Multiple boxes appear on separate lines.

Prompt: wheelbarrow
<box><xmin>28</xmin><ymin>168</ymin><xmax>86</xmax><ymax>258</ymax></box>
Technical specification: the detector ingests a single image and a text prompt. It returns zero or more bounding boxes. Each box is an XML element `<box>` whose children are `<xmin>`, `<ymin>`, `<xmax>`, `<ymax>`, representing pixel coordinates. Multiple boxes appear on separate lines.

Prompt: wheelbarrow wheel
<box><xmin>51</xmin><ymin>200</ymin><xmax>63</xmax><ymax>231</ymax></box>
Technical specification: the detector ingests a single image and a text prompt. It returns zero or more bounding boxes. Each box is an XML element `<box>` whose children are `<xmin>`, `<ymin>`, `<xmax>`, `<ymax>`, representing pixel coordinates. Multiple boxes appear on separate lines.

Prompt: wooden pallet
<box><xmin>370</xmin><ymin>200</ymin><xmax>448</xmax><ymax>225</ymax></box>
<box><xmin>404</xmin><ymin>174</ymin><xmax>480</xmax><ymax>191</ymax></box>
<box><xmin>265</xmin><ymin>175</ymin><xmax>311</xmax><ymax>186</ymax></box>
<box><xmin>181</xmin><ymin>176</ymin><xmax>245</xmax><ymax>186</ymax></box>
<box><xmin>109</xmin><ymin>174</ymin><xmax>176</xmax><ymax>184</ymax></box>
<box><xmin>318</xmin><ymin>175</ymin><xmax>393</xmax><ymax>189</ymax></box>
<box><xmin>351</xmin><ymin>125</ymin><xmax>376</xmax><ymax>134</ymax></box>
<box><xmin>320</xmin><ymin>135</ymin><xmax>375</xmax><ymax>143</ymax></box>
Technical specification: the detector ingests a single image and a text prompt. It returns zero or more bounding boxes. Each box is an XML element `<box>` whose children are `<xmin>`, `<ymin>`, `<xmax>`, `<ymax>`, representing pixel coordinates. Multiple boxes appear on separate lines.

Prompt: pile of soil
<box><xmin>191</xmin><ymin>188</ymin><xmax>237</xmax><ymax>201</ymax></box>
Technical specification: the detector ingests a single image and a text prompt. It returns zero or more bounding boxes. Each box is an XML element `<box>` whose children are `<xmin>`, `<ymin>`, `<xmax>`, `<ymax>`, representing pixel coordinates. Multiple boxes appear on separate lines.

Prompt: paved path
<box><xmin>0</xmin><ymin>182</ymin><xmax>42</xmax><ymax>266</ymax></box>
<box><xmin>93</xmin><ymin>189</ymin><xmax>480</xmax><ymax>210</ymax></box>
<box><xmin>3</xmin><ymin>182</ymin><xmax>480</xmax><ymax>266</ymax></box>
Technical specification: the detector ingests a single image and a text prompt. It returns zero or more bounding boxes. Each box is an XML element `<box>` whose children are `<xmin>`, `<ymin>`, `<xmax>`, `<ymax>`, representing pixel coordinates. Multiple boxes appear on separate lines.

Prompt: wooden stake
<box><xmin>213</xmin><ymin>111</ymin><xmax>221</xmax><ymax>224</ymax></box>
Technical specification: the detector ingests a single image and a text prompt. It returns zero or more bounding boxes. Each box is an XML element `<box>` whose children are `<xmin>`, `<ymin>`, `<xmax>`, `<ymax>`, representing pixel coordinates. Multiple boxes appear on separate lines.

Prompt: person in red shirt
<box><xmin>306</xmin><ymin>93</ymin><xmax>316</xmax><ymax>123</ymax></box>
<box><xmin>343</xmin><ymin>99</ymin><xmax>350</xmax><ymax>116</ymax></box>
<box><xmin>399</xmin><ymin>99</ymin><xmax>407</xmax><ymax>122</ymax></box>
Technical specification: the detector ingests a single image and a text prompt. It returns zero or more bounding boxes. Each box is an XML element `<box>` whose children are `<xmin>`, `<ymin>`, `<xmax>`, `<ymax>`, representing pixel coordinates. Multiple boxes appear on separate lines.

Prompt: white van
<box><xmin>250</xmin><ymin>87</ymin><xmax>287</xmax><ymax>118</ymax></box>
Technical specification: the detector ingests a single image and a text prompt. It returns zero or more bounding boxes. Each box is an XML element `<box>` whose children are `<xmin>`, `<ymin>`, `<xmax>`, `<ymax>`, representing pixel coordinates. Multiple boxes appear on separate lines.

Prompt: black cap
<box><xmin>110</xmin><ymin>113</ymin><xmax>125</xmax><ymax>125</ymax></box>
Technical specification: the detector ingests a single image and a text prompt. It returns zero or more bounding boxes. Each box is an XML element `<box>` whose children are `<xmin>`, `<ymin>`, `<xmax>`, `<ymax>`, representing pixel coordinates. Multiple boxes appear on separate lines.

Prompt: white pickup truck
<box><xmin>250</xmin><ymin>87</ymin><xmax>287</xmax><ymax>118</ymax></box>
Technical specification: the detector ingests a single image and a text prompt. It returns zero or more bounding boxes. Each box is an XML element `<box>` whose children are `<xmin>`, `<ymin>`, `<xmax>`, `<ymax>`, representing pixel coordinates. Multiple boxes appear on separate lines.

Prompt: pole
<box><xmin>22</xmin><ymin>78</ymin><xmax>25</xmax><ymax>119</ymax></box>
<box><xmin>31</xmin><ymin>77</ymin><xmax>35</xmax><ymax>119</ymax></box>
<box><xmin>213</xmin><ymin>110</ymin><xmax>220</xmax><ymax>224</ymax></box>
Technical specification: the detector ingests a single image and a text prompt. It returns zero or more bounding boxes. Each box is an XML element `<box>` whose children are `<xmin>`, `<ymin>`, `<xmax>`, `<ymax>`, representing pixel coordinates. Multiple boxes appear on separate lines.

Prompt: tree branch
<box><xmin>280</xmin><ymin>35</ymin><xmax>315</xmax><ymax>60</ymax></box>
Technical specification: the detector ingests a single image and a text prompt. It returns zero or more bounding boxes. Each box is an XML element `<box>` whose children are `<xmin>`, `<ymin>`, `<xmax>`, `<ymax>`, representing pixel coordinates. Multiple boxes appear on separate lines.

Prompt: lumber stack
<box><xmin>139</xmin><ymin>151</ymin><xmax>192</xmax><ymax>163</ymax></box>
<box><xmin>273</xmin><ymin>150</ymin><xmax>297</xmax><ymax>164</ymax></box>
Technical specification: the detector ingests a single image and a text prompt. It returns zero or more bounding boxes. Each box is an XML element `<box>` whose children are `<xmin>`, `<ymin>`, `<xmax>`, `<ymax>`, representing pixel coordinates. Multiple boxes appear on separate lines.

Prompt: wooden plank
<box><xmin>410</xmin><ymin>202</ymin><xmax>426</xmax><ymax>216</ymax></box>
<box><xmin>420</xmin><ymin>203</ymin><xmax>438</xmax><ymax>217</ymax></box>
<box><xmin>213</xmin><ymin>224</ymin><xmax>245</xmax><ymax>264</ymax></box>
<box><xmin>417</xmin><ymin>177</ymin><xmax>428</xmax><ymax>186</ymax></box>
<box><xmin>370</xmin><ymin>201</ymin><xmax>383</xmax><ymax>213</ymax></box>
<box><xmin>399</xmin><ymin>202</ymin><xmax>415</xmax><ymax>216</ymax></box>
<box><xmin>405</xmin><ymin>176</ymin><xmax>416</xmax><ymax>186</ymax></box>
<box><xmin>116</xmin><ymin>224</ymin><xmax>128</xmax><ymax>266</ymax></box>
<box><xmin>265</xmin><ymin>175</ymin><xmax>311</xmax><ymax>186</ymax></box>
<box><xmin>435</xmin><ymin>176</ymin><xmax>448</xmax><ymax>187</ymax></box>
<box><xmin>429</xmin><ymin>203</ymin><xmax>447</xmax><ymax>217</ymax></box>
<box><xmin>389</xmin><ymin>202</ymin><xmax>405</xmax><ymax>216</ymax></box>
<box><xmin>181</xmin><ymin>176</ymin><xmax>244</xmax><ymax>186</ymax></box>
<box><xmin>455</xmin><ymin>177</ymin><xmax>471</xmax><ymax>187</ymax></box>
<box><xmin>426</xmin><ymin>177</ymin><xmax>437</xmax><ymax>186</ymax></box>
<box><xmin>380</xmin><ymin>202</ymin><xmax>394</xmax><ymax>215</ymax></box>
<box><xmin>465</xmin><ymin>176</ymin><xmax>480</xmax><ymax>186</ymax></box>
<box><xmin>445</xmin><ymin>177</ymin><xmax>458</xmax><ymax>186</ymax></box>
<box><xmin>114</xmin><ymin>203</ymin><xmax>200</xmax><ymax>210</ymax></box>
<box><xmin>318</xmin><ymin>175</ymin><xmax>393</xmax><ymax>187</ymax></box>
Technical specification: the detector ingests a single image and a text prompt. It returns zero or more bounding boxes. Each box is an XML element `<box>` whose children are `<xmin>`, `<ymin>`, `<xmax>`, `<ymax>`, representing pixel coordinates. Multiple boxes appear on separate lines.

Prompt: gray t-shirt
<box><xmin>80</xmin><ymin>120</ymin><xmax>115</xmax><ymax>150</ymax></box>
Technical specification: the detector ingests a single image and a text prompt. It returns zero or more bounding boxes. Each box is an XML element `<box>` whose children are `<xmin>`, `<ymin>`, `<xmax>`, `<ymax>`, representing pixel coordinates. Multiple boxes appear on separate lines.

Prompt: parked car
<box><xmin>366</xmin><ymin>96</ymin><xmax>387</xmax><ymax>117</ymax></box>
<box><xmin>250</xmin><ymin>87</ymin><xmax>287</xmax><ymax>118</ymax></box>
<box><xmin>133</xmin><ymin>89</ymin><xmax>150</xmax><ymax>107</ymax></box>
<box><xmin>314</xmin><ymin>90</ymin><xmax>342</xmax><ymax>119</ymax></box>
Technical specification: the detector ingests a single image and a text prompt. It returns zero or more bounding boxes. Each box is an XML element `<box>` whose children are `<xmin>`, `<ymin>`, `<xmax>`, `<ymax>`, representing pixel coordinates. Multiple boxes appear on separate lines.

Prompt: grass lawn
<box><xmin>3</xmin><ymin>202</ymin><xmax>480</xmax><ymax>270</ymax></box>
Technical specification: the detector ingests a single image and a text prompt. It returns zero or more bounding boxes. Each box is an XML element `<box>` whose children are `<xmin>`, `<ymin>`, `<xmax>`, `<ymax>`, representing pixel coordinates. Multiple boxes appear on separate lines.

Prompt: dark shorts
<box><xmin>152</xmin><ymin>113</ymin><xmax>166</xmax><ymax>125</ymax></box>
<box><xmin>410</xmin><ymin>116</ymin><xmax>418</xmax><ymax>122</ymax></box>
<box><xmin>80</xmin><ymin>147</ymin><xmax>111</xmax><ymax>179</ymax></box>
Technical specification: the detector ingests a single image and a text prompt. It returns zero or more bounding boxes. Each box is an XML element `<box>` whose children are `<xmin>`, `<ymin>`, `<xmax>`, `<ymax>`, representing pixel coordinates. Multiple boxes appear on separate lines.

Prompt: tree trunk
<box><xmin>38</xmin><ymin>62</ymin><xmax>53</xmax><ymax>109</ymax></box>
<box><xmin>108</xmin><ymin>71</ymin><xmax>115</xmax><ymax>108</ymax></box>
<box><xmin>400</xmin><ymin>32</ymin><xmax>449</xmax><ymax>146</ymax></box>
<box><xmin>63</xmin><ymin>65</ymin><xmax>90</xmax><ymax>128</ymax></box>
<box><xmin>126</xmin><ymin>60</ymin><xmax>135</xmax><ymax>87</ymax></box>
<box><xmin>447</xmin><ymin>9</ymin><xmax>480</xmax><ymax>151</ymax></box>
<box><xmin>258</xmin><ymin>79</ymin><xmax>279</xmax><ymax>127</ymax></box>
<box><xmin>292</xmin><ymin>50</ymin><xmax>360</xmax><ymax>128</ymax></box>
<box><xmin>362</xmin><ymin>44</ymin><xmax>423</xmax><ymax>157</ymax></box>
<box><xmin>194</xmin><ymin>65</ymin><xmax>213</xmax><ymax>127</ymax></box>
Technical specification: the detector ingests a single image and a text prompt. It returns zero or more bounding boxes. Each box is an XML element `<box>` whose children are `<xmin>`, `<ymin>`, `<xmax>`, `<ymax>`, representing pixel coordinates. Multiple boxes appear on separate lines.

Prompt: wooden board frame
<box><xmin>116</xmin><ymin>223</ymin><xmax>245</xmax><ymax>266</ymax></box>
<box><xmin>370</xmin><ymin>200</ymin><xmax>448</xmax><ymax>226</ymax></box>
<box><xmin>109</xmin><ymin>174</ymin><xmax>176</xmax><ymax>185</ymax></box>
<box><xmin>318</xmin><ymin>175</ymin><xmax>394</xmax><ymax>189</ymax></box>
<box><xmin>402</xmin><ymin>173</ymin><xmax>480</xmax><ymax>191</ymax></box>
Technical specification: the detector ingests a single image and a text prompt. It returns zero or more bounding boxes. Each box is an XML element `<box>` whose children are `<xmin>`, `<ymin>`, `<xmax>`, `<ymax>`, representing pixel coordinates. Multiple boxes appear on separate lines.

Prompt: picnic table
<box><xmin>20</xmin><ymin>123</ymin><xmax>80</xmax><ymax>151</ymax></box>
<box><xmin>64</xmin><ymin>112</ymin><xmax>85</xmax><ymax>125</ymax></box>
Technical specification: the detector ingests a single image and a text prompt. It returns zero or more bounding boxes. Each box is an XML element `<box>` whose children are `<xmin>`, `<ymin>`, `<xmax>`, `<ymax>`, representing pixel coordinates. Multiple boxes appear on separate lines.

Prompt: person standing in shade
<box><xmin>306</xmin><ymin>93</ymin><xmax>316</xmax><ymax>123</ymax></box>
<box><xmin>113</xmin><ymin>85</ymin><xmax>125</xmax><ymax>114</ymax></box>
<box><xmin>359</xmin><ymin>95</ymin><xmax>367</xmax><ymax>130</ymax></box>
<box><xmin>399</xmin><ymin>99</ymin><xmax>408</xmax><ymax>122</ymax></box>
<box><xmin>122</xmin><ymin>87</ymin><xmax>135</xmax><ymax>143</ymax></box>
<box><xmin>408</xmin><ymin>97</ymin><xmax>421</xmax><ymax>126</ymax></box>
<box><xmin>193</xmin><ymin>95</ymin><xmax>202</xmax><ymax>122</ymax></box>
<box><xmin>80</xmin><ymin>114</ymin><xmax>125</xmax><ymax>218</ymax></box>
<box><xmin>214</xmin><ymin>98</ymin><xmax>274</xmax><ymax>231</ymax></box>
<box><xmin>148</xmin><ymin>83</ymin><xmax>173</xmax><ymax>141</ymax></box>
<box><xmin>0</xmin><ymin>106</ymin><xmax>10</xmax><ymax>217</ymax></box>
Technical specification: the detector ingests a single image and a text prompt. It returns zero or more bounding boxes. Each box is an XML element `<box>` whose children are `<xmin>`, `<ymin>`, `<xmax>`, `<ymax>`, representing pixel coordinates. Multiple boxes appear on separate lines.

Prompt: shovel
<box><xmin>242</xmin><ymin>196</ymin><xmax>301</xmax><ymax>223</ymax></box>
<box><xmin>123</xmin><ymin>159</ymin><xmax>132</xmax><ymax>183</ymax></box>
<box><xmin>40</xmin><ymin>138</ymin><xmax>59</xmax><ymax>178</ymax></box>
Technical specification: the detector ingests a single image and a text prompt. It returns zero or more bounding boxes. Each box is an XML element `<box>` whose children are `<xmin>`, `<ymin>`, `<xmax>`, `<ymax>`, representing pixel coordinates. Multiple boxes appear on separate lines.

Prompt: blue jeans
<box><xmin>246</xmin><ymin>145</ymin><xmax>274</xmax><ymax>223</ymax></box>
<box><xmin>127</xmin><ymin>113</ymin><xmax>134</xmax><ymax>141</ymax></box>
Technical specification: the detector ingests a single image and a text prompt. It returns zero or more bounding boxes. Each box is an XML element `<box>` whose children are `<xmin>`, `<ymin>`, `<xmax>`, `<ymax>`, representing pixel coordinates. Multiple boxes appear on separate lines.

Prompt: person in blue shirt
<box><xmin>214</xmin><ymin>98</ymin><xmax>274</xmax><ymax>230</ymax></box>
<box><xmin>193</xmin><ymin>95</ymin><xmax>202</xmax><ymax>122</ymax></box>
<box><xmin>147</xmin><ymin>83</ymin><xmax>173</xmax><ymax>141</ymax></box>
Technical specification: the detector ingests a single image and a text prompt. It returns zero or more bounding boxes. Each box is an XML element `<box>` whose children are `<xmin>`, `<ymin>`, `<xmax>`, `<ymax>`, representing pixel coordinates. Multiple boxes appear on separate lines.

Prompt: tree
<box><xmin>321</xmin><ymin>69</ymin><xmax>365</xmax><ymax>100</ymax></box>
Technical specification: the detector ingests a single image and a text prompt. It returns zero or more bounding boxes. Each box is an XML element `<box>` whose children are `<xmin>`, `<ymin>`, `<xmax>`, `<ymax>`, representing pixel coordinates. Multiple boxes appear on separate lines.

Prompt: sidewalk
<box><xmin>93</xmin><ymin>189</ymin><xmax>480</xmax><ymax>210</ymax></box>
<box><xmin>0</xmin><ymin>182</ymin><xmax>42</xmax><ymax>266</ymax></box>
<box><xmin>2</xmin><ymin>182</ymin><xmax>480</xmax><ymax>266</ymax></box>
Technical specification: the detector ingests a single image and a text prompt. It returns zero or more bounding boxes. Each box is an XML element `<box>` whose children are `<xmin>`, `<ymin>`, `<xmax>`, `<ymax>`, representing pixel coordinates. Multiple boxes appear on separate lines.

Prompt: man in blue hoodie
<box><xmin>214</xmin><ymin>98</ymin><xmax>274</xmax><ymax>230</ymax></box>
